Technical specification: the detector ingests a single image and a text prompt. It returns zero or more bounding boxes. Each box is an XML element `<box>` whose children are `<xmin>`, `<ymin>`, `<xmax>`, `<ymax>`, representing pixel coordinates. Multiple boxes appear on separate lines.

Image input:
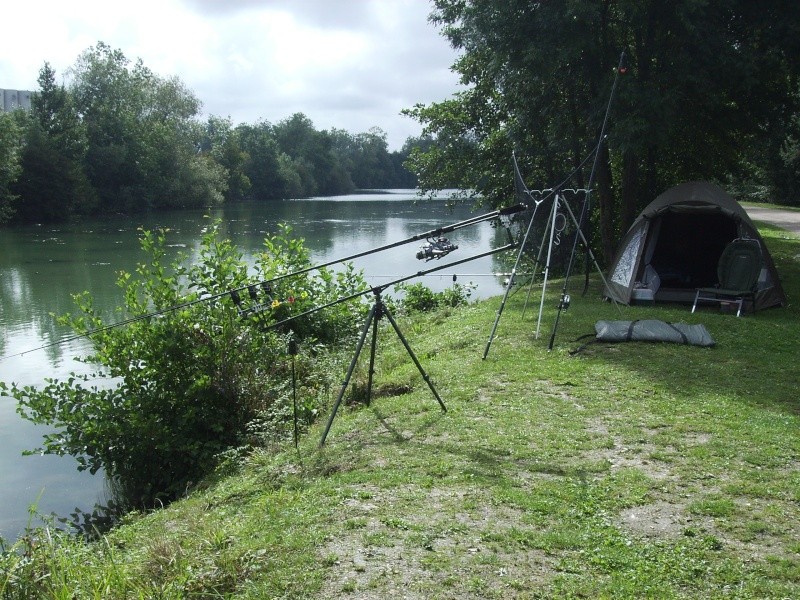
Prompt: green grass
<box><xmin>2</xmin><ymin>223</ymin><xmax>799</xmax><ymax>598</ymax></box>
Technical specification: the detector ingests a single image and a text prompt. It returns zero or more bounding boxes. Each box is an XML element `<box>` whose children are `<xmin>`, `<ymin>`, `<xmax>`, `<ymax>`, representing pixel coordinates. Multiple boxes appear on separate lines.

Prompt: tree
<box><xmin>11</xmin><ymin>124</ymin><xmax>88</xmax><ymax>222</ymax></box>
<box><xmin>777</xmin><ymin>98</ymin><xmax>800</xmax><ymax>204</ymax></box>
<box><xmin>351</xmin><ymin>127</ymin><xmax>392</xmax><ymax>189</ymax></box>
<box><xmin>14</xmin><ymin>62</ymin><xmax>98</xmax><ymax>221</ymax></box>
<box><xmin>202</xmin><ymin>115</ymin><xmax>251</xmax><ymax>201</ymax></box>
<box><xmin>3</xmin><ymin>224</ymin><xmax>367</xmax><ymax>507</ymax></box>
<box><xmin>69</xmin><ymin>42</ymin><xmax>221</xmax><ymax>212</ymax></box>
<box><xmin>236</xmin><ymin>121</ymin><xmax>286</xmax><ymax>199</ymax></box>
<box><xmin>0</xmin><ymin>111</ymin><xmax>23</xmax><ymax>223</ymax></box>
<box><xmin>272</xmin><ymin>113</ymin><xmax>353</xmax><ymax>196</ymax></box>
<box><xmin>32</xmin><ymin>62</ymin><xmax>88</xmax><ymax>164</ymax></box>
<box><xmin>407</xmin><ymin>0</ymin><xmax>800</xmax><ymax>261</ymax></box>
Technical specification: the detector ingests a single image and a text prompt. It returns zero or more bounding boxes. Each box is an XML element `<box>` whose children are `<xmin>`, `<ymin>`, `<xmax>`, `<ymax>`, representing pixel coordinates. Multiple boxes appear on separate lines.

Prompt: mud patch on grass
<box><xmin>318</xmin><ymin>484</ymin><xmax>558</xmax><ymax>598</ymax></box>
<box><xmin>583</xmin><ymin>417</ymin><xmax>675</xmax><ymax>482</ymax></box>
<box><xmin>618</xmin><ymin>500</ymin><xmax>694</xmax><ymax>538</ymax></box>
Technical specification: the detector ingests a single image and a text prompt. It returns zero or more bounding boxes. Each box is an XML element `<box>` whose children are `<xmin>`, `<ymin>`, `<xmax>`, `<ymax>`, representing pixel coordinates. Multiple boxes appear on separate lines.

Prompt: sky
<box><xmin>0</xmin><ymin>0</ymin><xmax>463</xmax><ymax>150</ymax></box>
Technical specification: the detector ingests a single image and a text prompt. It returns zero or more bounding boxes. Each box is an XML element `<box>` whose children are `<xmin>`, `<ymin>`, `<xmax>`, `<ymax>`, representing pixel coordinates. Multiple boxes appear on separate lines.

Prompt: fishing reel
<box><xmin>416</xmin><ymin>237</ymin><xmax>458</xmax><ymax>261</ymax></box>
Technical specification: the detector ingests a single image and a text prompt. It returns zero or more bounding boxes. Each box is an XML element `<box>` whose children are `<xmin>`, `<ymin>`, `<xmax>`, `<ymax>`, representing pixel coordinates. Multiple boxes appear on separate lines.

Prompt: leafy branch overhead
<box><xmin>407</xmin><ymin>0</ymin><xmax>800</xmax><ymax>262</ymax></box>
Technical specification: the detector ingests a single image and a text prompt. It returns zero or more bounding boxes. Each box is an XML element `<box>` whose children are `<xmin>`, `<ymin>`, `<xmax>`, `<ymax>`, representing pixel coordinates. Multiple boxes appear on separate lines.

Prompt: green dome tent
<box><xmin>603</xmin><ymin>181</ymin><xmax>786</xmax><ymax>311</ymax></box>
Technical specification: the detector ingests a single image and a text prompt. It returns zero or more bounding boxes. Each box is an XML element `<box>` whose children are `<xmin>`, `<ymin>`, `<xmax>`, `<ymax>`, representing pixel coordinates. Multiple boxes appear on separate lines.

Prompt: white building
<box><xmin>1</xmin><ymin>89</ymin><xmax>33</xmax><ymax>112</ymax></box>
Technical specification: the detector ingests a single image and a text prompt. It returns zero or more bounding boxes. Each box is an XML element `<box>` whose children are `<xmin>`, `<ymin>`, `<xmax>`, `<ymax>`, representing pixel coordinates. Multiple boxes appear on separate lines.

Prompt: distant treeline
<box><xmin>0</xmin><ymin>43</ymin><xmax>434</xmax><ymax>225</ymax></box>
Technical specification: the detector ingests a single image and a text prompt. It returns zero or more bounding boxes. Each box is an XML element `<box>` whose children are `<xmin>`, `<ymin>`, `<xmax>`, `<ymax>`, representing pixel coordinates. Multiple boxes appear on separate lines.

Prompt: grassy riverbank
<box><xmin>3</xmin><ymin>224</ymin><xmax>799</xmax><ymax>599</ymax></box>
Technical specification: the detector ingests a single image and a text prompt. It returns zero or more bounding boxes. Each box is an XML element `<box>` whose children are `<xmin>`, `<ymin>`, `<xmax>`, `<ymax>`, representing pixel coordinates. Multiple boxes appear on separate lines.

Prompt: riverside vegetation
<box><xmin>1</xmin><ymin>221</ymin><xmax>799</xmax><ymax>598</ymax></box>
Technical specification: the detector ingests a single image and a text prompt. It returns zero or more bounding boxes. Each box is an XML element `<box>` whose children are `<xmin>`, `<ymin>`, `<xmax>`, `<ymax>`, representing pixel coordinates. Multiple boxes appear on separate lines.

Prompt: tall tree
<box><xmin>69</xmin><ymin>43</ymin><xmax>146</xmax><ymax>211</ymax></box>
<box><xmin>351</xmin><ymin>127</ymin><xmax>392</xmax><ymax>189</ymax></box>
<box><xmin>407</xmin><ymin>0</ymin><xmax>800</xmax><ymax>261</ymax></box>
<box><xmin>69</xmin><ymin>42</ymin><xmax>223</xmax><ymax>212</ymax></box>
<box><xmin>32</xmin><ymin>62</ymin><xmax>88</xmax><ymax>163</ymax></box>
<box><xmin>272</xmin><ymin>113</ymin><xmax>351</xmax><ymax>196</ymax></box>
<box><xmin>236</xmin><ymin>121</ymin><xmax>285</xmax><ymax>199</ymax></box>
<box><xmin>17</xmin><ymin>62</ymin><xmax>98</xmax><ymax>220</ymax></box>
<box><xmin>0</xmin><ymin>112</ymin><xmax>23</xmax><ymax>223</ymax></box>
<box><xmin>202</xmin><ymin>115</ymin><xmax>251</xmax><ymax>201</ymax></box>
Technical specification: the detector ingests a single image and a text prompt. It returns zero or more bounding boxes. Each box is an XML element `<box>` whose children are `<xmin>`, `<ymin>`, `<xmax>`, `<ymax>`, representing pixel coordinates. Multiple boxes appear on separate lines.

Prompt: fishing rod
<box><xmin>366</xmin><ymin>272</ymin><xmax>532</xmax><ymax>279</ymax></box>
<box><xmin>0</xmin><ymin>203</ymin><xmax>525</xmax><ymax>363</ymax></box>
<box><xmin>547</xmin><ymin>50</ymin><xmax>626</xmax><ymax>351</ymax></box>
<box><xmin>265</xmin><ymin>242</ymin><xmax>517</xmax><ymax>333</ymax></box>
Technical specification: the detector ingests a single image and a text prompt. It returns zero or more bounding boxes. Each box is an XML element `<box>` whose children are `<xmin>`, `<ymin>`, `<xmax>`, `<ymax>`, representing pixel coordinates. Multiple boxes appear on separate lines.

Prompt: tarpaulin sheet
<box><xmin>594</xmin><ymin>319</ymin><xmax>715</xmax><ymax>347</ymax></box>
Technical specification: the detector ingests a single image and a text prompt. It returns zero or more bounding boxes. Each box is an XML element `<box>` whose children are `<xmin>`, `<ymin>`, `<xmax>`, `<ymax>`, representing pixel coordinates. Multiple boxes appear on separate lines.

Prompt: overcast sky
<box><xmin>0</xmin><ymin>0</ymin><xmax>463</xmax><ymax>149</ymax></box>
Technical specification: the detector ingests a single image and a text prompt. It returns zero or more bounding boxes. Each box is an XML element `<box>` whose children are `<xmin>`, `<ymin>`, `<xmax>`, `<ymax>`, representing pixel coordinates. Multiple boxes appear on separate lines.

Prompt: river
<box><xmin>0</xmin><ymin>190</ymin><xmax>512</xmax><ymax>541</ymax></box>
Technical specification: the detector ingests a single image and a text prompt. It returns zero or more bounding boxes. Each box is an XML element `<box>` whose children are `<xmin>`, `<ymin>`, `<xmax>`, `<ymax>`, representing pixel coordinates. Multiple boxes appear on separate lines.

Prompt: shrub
<box><xmin>398</xmin><ymin>282</ymin><xmax>440</xmax><ymax>312</ymax></box>
<box><xmin>396</xmin><ymin>281</ymin><xmax>475</xmax><ymax>313</ymax></box>
<box><xmin>1</xmin><ymin>221</ymin><xmax>367</xmax><ymax>509</ymax></box>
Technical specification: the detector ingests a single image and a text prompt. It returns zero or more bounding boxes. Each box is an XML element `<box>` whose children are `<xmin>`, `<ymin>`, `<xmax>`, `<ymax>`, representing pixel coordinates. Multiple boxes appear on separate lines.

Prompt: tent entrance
<box><xmin>604</xmin><ymin>181</ymin><xmax>786</xmax><ymax>310</ymax></box>
<box><xmin>647</xmin><ymin>210</ymin><xmax>737</xmax><ymax>297</ymax></box>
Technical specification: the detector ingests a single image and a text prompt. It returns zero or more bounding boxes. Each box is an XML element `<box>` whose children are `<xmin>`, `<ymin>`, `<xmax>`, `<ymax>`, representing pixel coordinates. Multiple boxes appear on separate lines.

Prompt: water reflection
<box><xmin>0</xmin><ymin>192</ymin><xmax>511</xmax><ymax>540</ymax></box>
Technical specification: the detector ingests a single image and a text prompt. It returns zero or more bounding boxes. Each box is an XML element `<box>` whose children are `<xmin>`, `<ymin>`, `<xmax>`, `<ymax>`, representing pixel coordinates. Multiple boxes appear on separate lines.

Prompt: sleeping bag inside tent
<box><xmin>603</xmin><ymin>181</ymin><xmax>786</xmax><ymax>311</ymax></box>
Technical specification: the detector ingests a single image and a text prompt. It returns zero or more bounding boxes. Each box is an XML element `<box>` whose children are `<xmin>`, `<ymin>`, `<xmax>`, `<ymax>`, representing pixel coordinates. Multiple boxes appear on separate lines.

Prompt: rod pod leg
<box><xmin>381</xmin><ymin>304</ymin><xmax>447</xmax><ymax>413</ymax></box>
<box><xmin>319</xmin><ymin>303</ymin><xmax>378</xmax><ymax>446</ymax></box>
<box><xmin>319</xmin><ymin>291</ymin><xmax>446</xmax><ymax>446</ymax></box>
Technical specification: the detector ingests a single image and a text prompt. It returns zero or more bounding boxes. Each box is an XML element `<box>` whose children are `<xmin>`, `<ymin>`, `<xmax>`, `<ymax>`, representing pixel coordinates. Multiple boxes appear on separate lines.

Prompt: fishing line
<box><xmin>1</xmin><ymin>205</ymin><xmax>524</xmax><ymax>363</ymax></box>
<box><xmin>365</xmin><ymin>272</ymin><xmax>530</xmax><ymax>279</ymax></box>
<box><xmin>266</xmin><ymin>243</ymin><xmax>516</xmax><ymax>333</ymax></box>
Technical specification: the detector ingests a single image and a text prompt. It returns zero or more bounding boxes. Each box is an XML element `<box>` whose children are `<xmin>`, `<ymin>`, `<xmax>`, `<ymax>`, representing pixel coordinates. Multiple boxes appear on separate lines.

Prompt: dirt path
<box><xmin>745</xmin><ymin>206</ymin><xmax>800</xmax><ymax>235</ymax></box>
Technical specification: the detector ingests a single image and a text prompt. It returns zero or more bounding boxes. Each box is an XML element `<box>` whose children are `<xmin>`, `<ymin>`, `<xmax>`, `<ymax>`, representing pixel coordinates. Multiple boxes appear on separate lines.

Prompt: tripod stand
<box><xmin>319</xmin><ymin>287</ymin><xmax>447</xmax><ymax>446</ymax></box>
<box><xmin>521</xmin><ymin>188</ymin><xmax>621</xmax><ymax>339</ymax></box>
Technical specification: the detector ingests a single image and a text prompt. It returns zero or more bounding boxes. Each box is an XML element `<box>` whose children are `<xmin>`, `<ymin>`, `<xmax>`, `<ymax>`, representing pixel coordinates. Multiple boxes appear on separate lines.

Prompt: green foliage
<box><xmin>0</xmin><ymin>222</ymin><xmax>367</xmax><ymax>508</ymax></box>
<box><xmin>12</xmin><ymin>64</ymin><xmax>98</xmax><ymax>222</ymax></box>
<box><xmin>69</xmin><ymin>42</ymin><xmax>224</xmax><ymax>212</ymax></box>
<box><xmin>398</xmin><ymin>282</ymin><xmax>439</xmax><ymax>312</ymax></box>
<box><xmin>409</xmin><ymin>0</ymin><xmax>800</xmax><ymax>258</ymax></box>
<box><xmin>2</xmin><ymin>226</ymin><xmax>799</xmax><ymax>597</ymax></box>
<box><xmin>396</xmin><ymin>281</ymin><xmax>475</xmax><ymax>313</ymax></box>
<box><xmin>11</xmin><ymin>122</ymin><xmax>95</xmax><ymax>222</ymax></box>
<box><xmin>202</xmin><ymin>115</ymin><xmax>252</xmax><ymax>201</ymax></box>
<box><xmin>0</xmin><ymin>111</ymin><xmax>23</xmax><ymax>223</ymax></box>
<box><xmin>0</xmin><ymin>43</ymin><xmax>419</xmax><ymax>224</ymax></box>
<box><xmin>32</xmin><ymin>62</ymin><xmax>89</xmax><ymax>163</ymax></box>
<box><xmin>776</xmin><ymin>95</ymin><xmax>800</xmax><ymax>205</ymax></box>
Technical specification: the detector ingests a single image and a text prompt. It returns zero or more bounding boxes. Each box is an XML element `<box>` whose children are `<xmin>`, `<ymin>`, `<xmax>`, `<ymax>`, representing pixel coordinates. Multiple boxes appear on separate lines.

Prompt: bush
<box><xmin>1</xmin><ymin>222</ymin><xmax>367</xmax><ymax>509</ymax></box>
<box><xmin>396</xmin><ymin>281</ymin><xmax>475</xmax><ymax>313</ymax></box>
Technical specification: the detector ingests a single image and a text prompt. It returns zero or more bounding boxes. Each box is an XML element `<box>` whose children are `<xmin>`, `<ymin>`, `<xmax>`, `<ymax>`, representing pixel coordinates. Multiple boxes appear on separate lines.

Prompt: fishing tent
<box><xmin>604</xmin><ymin>181</ymin><xmax>786</xmax><ymax>311</ymax></box>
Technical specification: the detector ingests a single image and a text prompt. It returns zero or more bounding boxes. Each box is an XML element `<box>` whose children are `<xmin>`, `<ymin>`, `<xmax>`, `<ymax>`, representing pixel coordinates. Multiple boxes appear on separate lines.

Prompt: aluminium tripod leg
<box><xmin>365</xmin><ymin>302</ymin><xmax>381</xmax><ymax>407</ymax></box>
<box><xmin>382</xmin><ymin>306</ymin><xmax>447</xmax><ymax>413</ymax></box>
<box><xmin>319</xmin><ymin>303</ymin><xmax>377</xmax><ymax>446</ymax></box>
<box><xmin>559</xmin><ymin>196</ymin><xmax>622</xmax><ymax>314</ymax></box>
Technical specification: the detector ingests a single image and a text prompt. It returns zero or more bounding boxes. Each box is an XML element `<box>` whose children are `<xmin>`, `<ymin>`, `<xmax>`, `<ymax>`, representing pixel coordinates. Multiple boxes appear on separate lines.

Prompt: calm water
<box><xmin>0</xmin><ymin>190</ymin><xmax>511</xmax><ymax>540</ymax></box>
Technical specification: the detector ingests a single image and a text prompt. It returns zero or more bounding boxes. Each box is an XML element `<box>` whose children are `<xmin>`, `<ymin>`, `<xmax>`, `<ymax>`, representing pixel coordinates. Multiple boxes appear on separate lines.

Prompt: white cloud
<box><xmin>0</xmin><ymin>0</ymin><xmax>461</xmax><ymax>149</ymax></box>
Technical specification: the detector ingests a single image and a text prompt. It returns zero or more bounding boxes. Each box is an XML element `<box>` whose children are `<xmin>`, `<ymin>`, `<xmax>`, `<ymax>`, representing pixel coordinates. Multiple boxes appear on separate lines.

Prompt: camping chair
<box><xmin>691</xmin><ymin>238</ymin><xmax>762</xmax><ymax>317</ymax></box>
